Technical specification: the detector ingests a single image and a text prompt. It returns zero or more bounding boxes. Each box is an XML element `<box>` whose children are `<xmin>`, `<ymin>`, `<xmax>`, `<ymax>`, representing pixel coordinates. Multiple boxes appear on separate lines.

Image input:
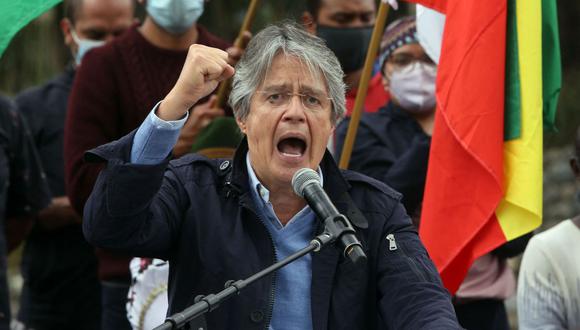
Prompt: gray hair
<box><xmin>229</xmin><ymin>21</ymin><xmax>346</xmax><ymax>124</ymax></box>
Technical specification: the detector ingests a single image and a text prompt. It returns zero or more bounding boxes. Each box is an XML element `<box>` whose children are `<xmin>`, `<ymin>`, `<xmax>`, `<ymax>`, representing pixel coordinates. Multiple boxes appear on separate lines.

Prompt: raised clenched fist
<box><xmin>157</xmin><ymin>44</ymin><xmax>234</xmax><ymax>121</ymax></box>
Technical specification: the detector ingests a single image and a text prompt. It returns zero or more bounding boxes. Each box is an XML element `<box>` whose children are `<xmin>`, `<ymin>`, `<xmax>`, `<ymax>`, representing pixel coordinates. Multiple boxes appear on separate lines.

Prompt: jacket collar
<box><xmin>228</xmin><ymin>138</ymin><xmax>351</xmax><ymax>202</ymax></box>
<box><xmin>379</xmin><ymin>101</ymin><xmax>408</xmax><ymax>119</ymax></box>
<box><xmin>227</xmin><ymin>138</ymin><xmax>367</xmax><ymax>230</ymax></box>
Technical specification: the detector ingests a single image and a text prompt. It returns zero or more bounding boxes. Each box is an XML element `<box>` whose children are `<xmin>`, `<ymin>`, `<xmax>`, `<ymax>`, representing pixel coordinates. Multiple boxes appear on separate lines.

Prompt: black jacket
<box><xmin>16</xmin><ymin>67</ymin><xmax>74</xmax><ymax>196</ymax></box>
<box><xmin>83</xmin><ymin>131</ymin><xmax>460</xmax><ymax>330</ymax></box>
<box><xmin>0</xmin><ymin>95</ymin><xmax>50</xmax><ymax>329</ymax></box>
<box><xmin>15</xmin><ymin>69</ymin><xmax>101</xmax><ymax>327</ymax></box>
<box><xmin>336</xmin><ymin>103</ymin><xmax>431</xmax><ymax>219</ymax></box>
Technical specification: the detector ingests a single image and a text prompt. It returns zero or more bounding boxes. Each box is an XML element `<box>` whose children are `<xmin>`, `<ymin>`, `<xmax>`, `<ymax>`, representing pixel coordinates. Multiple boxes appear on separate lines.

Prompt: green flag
<box><xmin>0</xmin><ymin>0</ymin><xmax>62</xmax><ymax>59</ymax></box>
<box><xmin>504</xmin><ymin>0</ymin><xmax>522</xmax><ymax>141</ymax></box>
<box><xmin>504</xmin><ymin>0</ymin><xmax>561</xmax><ymax>139</ymax></box>
<box><xmin>542</xmin><ymin>0</ymin><xmax>561</xmax><ymax>132</ymax></box>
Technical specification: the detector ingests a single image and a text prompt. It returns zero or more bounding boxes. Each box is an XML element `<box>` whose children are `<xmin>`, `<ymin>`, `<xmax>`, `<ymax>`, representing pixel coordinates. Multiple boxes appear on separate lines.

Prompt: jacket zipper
<box><xmin>388</xmin><ymin>233</ymin><xmax>428</xmax><ymax>282</ymax></box>
<box><xmin>386</xmin><ymin>234</ymin><xmax>397</xmax><ymax>251</ymax></box>
<box><xmin>259</xmin><ymin>212</ymin><xmax>277</xmax><ymax>330</ymax></box>
<box><xmin>242</xmin><ymin>201</ymin><xmax>278</xmax><ymax>330</ymax></box>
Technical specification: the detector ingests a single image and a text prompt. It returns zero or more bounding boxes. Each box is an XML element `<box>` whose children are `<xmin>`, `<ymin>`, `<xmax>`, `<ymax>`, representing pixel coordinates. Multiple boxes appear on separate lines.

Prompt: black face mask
<box><xmin>316</xmin><ymin>25</ymin><xmax>373</xmax><ymax>74</ymax></box>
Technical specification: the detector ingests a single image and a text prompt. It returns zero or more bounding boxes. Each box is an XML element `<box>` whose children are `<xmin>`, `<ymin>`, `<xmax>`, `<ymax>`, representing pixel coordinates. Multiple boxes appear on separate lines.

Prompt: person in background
<box><xmin>302</xmin><ymin>0</ymin><xmax>390</xmax><ymax>116</ymax></box>
<box><xmin>64</xmin><ymin>0</ymin><xmax>244</xmax><ymax>328</ymax></box>
<box><xmin>517</xmin><ymin>127</ymin><xmax>580</xmax><ymax>330</ymax></box>
<box><xmin>0</xmin><ymin>95</ymin><xmax>51</xmax><ymax>330</ymax></box>
<box><xmin>14</xmin><ymin>1</ymin><xmax>135</xmax><ymax>329</ymax></box>
<box><xmin>336</xmin><ymin>16</ymin><xmax>433</xmax><ymax>221</ymax></box>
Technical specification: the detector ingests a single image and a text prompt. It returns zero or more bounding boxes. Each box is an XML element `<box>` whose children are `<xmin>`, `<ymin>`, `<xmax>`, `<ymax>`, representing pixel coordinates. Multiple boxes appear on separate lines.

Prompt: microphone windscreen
<box><xmin>291</xmin><ymin>168</ymin><xmax>320</xmax><ymax>197</ymax></box>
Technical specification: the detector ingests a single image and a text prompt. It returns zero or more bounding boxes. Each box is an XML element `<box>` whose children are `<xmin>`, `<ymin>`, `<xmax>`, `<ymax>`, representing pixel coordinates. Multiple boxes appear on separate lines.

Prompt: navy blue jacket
<box><xmin>83</xmin><ymin>131</ymin><xmax>460</xmax><ymax>330</ymax></box>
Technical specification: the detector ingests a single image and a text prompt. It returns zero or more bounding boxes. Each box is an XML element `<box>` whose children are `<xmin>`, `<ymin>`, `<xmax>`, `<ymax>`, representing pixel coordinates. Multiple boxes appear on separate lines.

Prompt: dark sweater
<box><xmin>64</xmin><ymin>24</ymin><xmax>230</xmax><ymax>281</ymax></box>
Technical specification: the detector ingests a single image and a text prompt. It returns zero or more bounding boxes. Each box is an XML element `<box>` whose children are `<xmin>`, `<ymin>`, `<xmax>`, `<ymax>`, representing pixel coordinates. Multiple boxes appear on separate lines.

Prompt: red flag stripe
<box><xmin>417</xmin><ymin>0</ymin><xmax>508</xmax><ymax>293</ymax></box>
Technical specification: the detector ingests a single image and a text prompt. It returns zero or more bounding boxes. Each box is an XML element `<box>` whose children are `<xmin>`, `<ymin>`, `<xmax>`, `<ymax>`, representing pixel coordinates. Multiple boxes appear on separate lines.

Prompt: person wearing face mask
<box><xmin>63</xmin><ymin>1</ymin><xmax>245</xmax><ymax>329</ymax></box>
<box><xmin>335</xmin><ymin>16</ymin><xmax>434</xmax><ymax>222</ymax></box>
<box><xmin>13</xmin><ymin>1</ymin><xmax>135</xmax><ymax>329</ymax></box>
<box><xmin>302</xmin><ymin>0</ymin><xmax>390</xmax><ymax>116</ymax></box>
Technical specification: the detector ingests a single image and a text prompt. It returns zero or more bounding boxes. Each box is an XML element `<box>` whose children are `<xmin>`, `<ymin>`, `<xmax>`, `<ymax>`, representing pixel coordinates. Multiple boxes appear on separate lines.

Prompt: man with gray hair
<box><xmin>82</xmin><ymin>22</ymin><xmax>460</xmax><ymax>329</ymax></box>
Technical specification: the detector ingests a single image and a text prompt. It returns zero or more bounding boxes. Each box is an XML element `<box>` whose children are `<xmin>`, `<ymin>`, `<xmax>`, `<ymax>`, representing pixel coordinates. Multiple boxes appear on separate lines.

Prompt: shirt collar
<box><xmin>245</xmin><ymin>152</ymin><xmax>324</xmax><ymax>205</ymax></box>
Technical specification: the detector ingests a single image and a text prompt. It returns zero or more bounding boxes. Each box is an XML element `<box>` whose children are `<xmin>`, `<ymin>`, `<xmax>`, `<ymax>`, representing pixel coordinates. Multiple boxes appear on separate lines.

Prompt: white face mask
<box><xmin>389</xmin><ymin>62</ymin><xmax>437</xmax><ymax>113</ymax></box>
<box><xmin>146</xmin><ymin>0</ymin><xmax>204</xmax><ymax>35</ymax></box>
<box><xmin>70</xmin><ymin>29</ymin><xmax>105</xmax><ymax>66</ymax></box>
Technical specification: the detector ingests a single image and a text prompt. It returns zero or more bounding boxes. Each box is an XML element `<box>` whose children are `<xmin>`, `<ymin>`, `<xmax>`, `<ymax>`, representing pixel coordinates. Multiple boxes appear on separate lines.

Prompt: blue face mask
<box><xmin>70</xmin><ymin>29</ymin><xmax>105</xmax><ymax>65</ymax></box>
<box><xmin>146</xmin><ymin>0</ymin><xmax>204</xmax><ymax>35</ymax></box>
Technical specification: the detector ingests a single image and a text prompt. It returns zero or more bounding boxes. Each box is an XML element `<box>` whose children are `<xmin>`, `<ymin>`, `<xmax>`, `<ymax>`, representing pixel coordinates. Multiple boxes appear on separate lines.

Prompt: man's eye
<box><xmin>360</xmin><ymin>13</ymin><xmax>374</xmax><ymax>23</ymax></box>
<box><xmin>305</xmin><ymin>95</ymin><xmax>321</xmax><ymax>106</ymax></box>
<box><xmin>267</xmin><ymin>94</ymin><xmax>282</xmax><ymax>102</ymax></box>
<box><xmin>84</xmin><ymin>31</ymin><xmax>105</xmax><ymax>40</ymax></box>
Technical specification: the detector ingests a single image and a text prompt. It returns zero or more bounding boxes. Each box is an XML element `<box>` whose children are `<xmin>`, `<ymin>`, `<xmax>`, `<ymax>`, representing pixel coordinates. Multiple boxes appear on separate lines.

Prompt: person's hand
<box><xmin>172</xmin><ymin>96</ymin><xmax>225</xmax><ymax>157</ymax></box>
<box><xmin>36</xmin><ymin>196</ymin><xmax>81</xmax><ymax>231</ymax></box>
<box><xmin>159</xmin><ymin>45</ymin><xmax>234</xmax><ymax>121</ymax></box>
<box><xmin>51</xmin><ymin>196</ymin><xmax>71</xmax><ymax>207</ymax></box>
<box><xmin>226</xmin><ymin>31</ymin><xmax>252</xmax><ymax>66</ymax></box>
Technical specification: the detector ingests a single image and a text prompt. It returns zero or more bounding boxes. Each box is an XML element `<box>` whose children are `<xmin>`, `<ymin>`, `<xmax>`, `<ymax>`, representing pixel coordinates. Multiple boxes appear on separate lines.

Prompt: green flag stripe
<box><xmin>504</xmin><ymin>0</ymin><xmax>522</xmax><ymax>141</ymax></box>
<box><xmin>542</xmin><ymin>0</ymin><xmax>561</xmax><ymax>133</ymax></box>
<box><xmin>0</xmin><ymin>0</ymin><xmax>62</xmax><ymax>59</ymax></box>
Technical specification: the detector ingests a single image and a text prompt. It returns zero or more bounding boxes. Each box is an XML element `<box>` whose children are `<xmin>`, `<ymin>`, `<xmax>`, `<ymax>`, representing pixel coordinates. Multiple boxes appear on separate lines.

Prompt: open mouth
<box><xmin>277</xmin><ymin>137</ymin><xmax>307</xmax><ymax>157</ymax></box>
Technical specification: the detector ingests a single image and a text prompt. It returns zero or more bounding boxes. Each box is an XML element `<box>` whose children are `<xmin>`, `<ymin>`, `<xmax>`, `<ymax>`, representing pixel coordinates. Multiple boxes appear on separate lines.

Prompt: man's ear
<box><xmin>301</xmin><ymin>11</ymin><xmax>317</xmax><ymax>34</ymax></box>
<box><xmin>60</xmin><ymin>18</ymin><xmax>74</xmax><ymax>48</ymax></box>
<box><xmin>236</xmin><ymin>117</ymin><xmax>247</xmax><ymax>135</ymax></box>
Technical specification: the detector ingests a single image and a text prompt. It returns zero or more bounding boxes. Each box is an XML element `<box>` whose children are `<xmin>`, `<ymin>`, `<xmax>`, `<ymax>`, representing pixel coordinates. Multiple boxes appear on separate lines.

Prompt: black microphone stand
<box><xmin>154</xmin><ymin>213</ymin><xmax>359</xmax><ymax>330</ymax></box>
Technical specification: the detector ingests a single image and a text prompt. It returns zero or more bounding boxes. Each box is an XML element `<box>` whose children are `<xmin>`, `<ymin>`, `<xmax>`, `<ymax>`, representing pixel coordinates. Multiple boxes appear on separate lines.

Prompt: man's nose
<box><xmin>282</xmin><ymin>95</ymin><xmax>306</xmax><ymax>123</ymax></box>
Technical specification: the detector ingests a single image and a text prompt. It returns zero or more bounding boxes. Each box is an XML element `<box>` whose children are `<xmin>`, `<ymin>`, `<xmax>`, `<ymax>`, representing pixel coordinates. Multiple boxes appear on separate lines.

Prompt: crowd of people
<box><xmin>0</xmin><ymin>0</ymin><xmax>578</xmax><ymax>329</ymax></box>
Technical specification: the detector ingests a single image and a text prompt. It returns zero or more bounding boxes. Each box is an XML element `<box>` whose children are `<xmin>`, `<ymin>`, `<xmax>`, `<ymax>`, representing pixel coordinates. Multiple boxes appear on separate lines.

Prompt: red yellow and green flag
<box><xmin>410</xmin><ymin>0</ymin><xmax>561</xmax><ymax>293</ymax></box>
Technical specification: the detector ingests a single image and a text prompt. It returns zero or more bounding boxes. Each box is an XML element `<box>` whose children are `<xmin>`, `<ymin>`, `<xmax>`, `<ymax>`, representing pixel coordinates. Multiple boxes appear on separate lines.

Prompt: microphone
<box><xmin>292</xmin><ymin>168</ymin><xmax>366</xmax><ymax>265</ymax></box>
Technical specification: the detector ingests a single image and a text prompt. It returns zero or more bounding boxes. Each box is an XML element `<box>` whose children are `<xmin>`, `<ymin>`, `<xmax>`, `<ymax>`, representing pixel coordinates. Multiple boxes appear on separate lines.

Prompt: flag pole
<box><xmin>338</xmin><ymin>1</ymin><xmax>390</xmax><ymax>169</ymax></box>
<box><xmin>215</xmin><ymin>0</ymin><xmax>261</xmax><ymax>108</ymax></box>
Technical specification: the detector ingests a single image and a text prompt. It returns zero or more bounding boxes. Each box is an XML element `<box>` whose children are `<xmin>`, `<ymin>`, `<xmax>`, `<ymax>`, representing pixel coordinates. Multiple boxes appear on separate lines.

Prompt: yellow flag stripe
<box><xmin>496</xmin><ymin>0</ymin><xmax>543</xmax><ymax>239</ymax></box>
